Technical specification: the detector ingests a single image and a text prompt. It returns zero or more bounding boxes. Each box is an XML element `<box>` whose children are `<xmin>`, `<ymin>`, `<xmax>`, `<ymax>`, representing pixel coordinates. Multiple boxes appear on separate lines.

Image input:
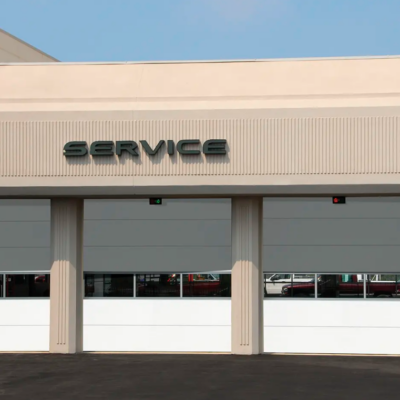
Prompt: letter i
<box><xmin>167</xmin><ymin>140</ymin><xmax>175</xmax><ymax>156</ymax></box>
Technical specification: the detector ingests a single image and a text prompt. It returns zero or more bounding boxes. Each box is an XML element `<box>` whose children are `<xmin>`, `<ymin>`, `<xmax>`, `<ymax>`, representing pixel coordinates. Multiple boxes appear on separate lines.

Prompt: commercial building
<box><xmin>1</xmin><ymin>30</ymin><xmax>400</xmax><ymax>355</ymax></box>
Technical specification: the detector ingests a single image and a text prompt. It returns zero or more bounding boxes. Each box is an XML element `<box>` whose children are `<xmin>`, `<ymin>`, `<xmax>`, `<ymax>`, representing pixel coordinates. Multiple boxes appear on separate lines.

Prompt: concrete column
<box><xmin>50</xmin><ymin>199</ymin><xmax>84</xmax><ymax>353</ymax></box>
<box><xmin>231</xmin><ymin>197</ymin><xmax>263</xmax><ymax>355</ymax></box>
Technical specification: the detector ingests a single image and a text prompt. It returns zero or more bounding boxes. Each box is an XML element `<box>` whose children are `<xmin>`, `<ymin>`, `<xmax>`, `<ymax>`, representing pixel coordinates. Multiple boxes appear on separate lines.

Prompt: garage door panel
<box><xmin>84</xmin><ymin>325</ymin><xmax>231</xmax><ymax>352</ymax></box>
<box><xmin>84</xmin><ymin>299</ymin><xmax>231</xmax><ymax>352</ymax></box>
<box><xmin>0</xmin><ymin>200</ymin><xmax>50</xmax><ymax>222</ymax></box>
<box><xmin>84</xmin><ymin>246</ymin><xmax>231</xmax><ymax>272</ymax></box>
<box><xmin>0</xmin><ymin>300</ymin><xmax>50</xmax><ymax>351</ymax></box>
<box><xmin>264</xmin><ymin>300</ymin><xmax>400</xmax><ymax>328</ymax></box>
<box><xmin>263</xmin><ymin>245</ymin><xmax>400</xmax><ymax>273</ymax></box>
<box><xmin>0</xmin><ymin>326</ymin><xmax>49</xmax><ymax>352</ymax></box>
<box><xmin>0</xmin><ymin>221</ymin><xmax>50</xmax><ymax>248</ymax></box>
<box><xmin>84</xmin><ymin>299</ymin><xmax>231</xmax><ymax>326</ymax></box>
<box><xmin>264</xmin><ymin>327</ymin><xmax>400</xmax><ymax>354</ymax></box>
<box><xmin>263</xmin><ymin>219</ymin><xmax>400</xmax><ymax>246</ymax></box>
<box><xmin>85</xmin><ymin>199</ymin><xmax>231</xmax><ymax>221</ymax></box>
<box><xmin>0</xmin><ymin>248</ymin><xmax>50</xmax><ymax>271</ymax></box>
<box><xmin>84</xmin><ymin>220</ymin><xmax>231</xmax><ymax>247</ymax></box>
<box><xmin>0</xmin><ymin>300</ymin><xmax>50</xmax><ymax>326</ymax></box>
<box><xmin>263</xmin><ymin>198</ymin><xmax>400</xmax><ymax>219</ymax></box>
<box><xmin>264</xmin><ymin>300</ymin><xmax>400</xmax><ymax>354</ymax></box>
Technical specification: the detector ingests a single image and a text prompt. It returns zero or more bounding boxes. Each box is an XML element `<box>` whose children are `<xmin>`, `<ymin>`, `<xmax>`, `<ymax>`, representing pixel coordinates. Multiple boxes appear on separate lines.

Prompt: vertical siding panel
<box><xmin>351</xmin><ymin>117</ymin><xmax>354</xmax><ymax>174</ymax></box>
<box><xmin>298</xmin><ymin>118</ymin><xmax>301</xmax><ymax>175</ymax></box>
<box><xmin>313</xmin><ymin>118</ymin><xmax>317</xmax><ymax>174</ymax></box>
<box><xmin>265</xmin><ymin>119</ymin><xmax>268</xmax><ymax>175</ymax></box>
<box><xmin>274</xmin><ymin>119</ymin><xmax>277</xmax><ymax>175</ymax></box>
<box><xmin>333</xmin><ymin>118</ymin><xmax>337</xmax><ymax>175</ymax></box>
<box><xmin>302</xmin><ymin>118</ymin><xmax>306</xmax><ymax>175</ymax></box>
<box><xmin>389</xmin><ymin>117</ymin><xmax>393</xmax><ymax>174</ymax></box>
<box><xmin>1</xmin><ymin>116</ymin><xmax>400</xmax><ymax>180</ymax></box>
<box><xmin>288</xmin><ymin>118</ymin><xmax>291</xmax><ymax>175</ymax></box>
<box><xmin>362</xmin><ymin>118</ymin><xmax>366</xmax><ymax>175</ymax></box>
<box><xmin>393</xmin><ymin>117</ymin><xmax>396</xmax><ymax>174</ymax></box>
<box><xmin>257</xmin><ymin>119</ymin><xmax>260</xmax><ymax>176</ymax></box>
<box><xmin>395</xmin><ymin>117</ymin><xmax>398</xmax><ymax>174</ymax></box>
<box><xmin>369</xmin><ymin>117</ymin><xmax>373</xmax><ymax>175</ymax></box>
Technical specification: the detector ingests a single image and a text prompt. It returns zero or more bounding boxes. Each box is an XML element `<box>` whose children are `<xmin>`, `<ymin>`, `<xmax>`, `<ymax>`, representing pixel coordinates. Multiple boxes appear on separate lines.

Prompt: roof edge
<box><xmin>0</xmin><ymin>54</ymin><xmax>400</xmax><ymax>67</ymax></box>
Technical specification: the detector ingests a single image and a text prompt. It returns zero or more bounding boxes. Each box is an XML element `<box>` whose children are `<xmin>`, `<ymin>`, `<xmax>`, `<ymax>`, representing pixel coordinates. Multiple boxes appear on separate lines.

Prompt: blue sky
<box><xmin>1</xmin><ymin>0</ymin><xmax>399</xmax><ymax>62</ymax></box>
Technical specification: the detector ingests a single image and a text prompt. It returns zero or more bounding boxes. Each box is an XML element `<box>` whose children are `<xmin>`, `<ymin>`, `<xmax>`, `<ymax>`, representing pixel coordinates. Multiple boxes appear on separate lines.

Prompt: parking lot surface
<box><xmin>0</xmin><ymin>353</ymin><xmax>399</xmax><ymax>399</ymax></box>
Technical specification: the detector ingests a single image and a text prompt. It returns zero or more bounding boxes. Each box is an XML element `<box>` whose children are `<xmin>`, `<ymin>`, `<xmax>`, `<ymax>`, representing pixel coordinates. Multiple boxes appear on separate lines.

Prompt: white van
<box><xmin>264</xmin><ymin>273</ymin><xmax>315</xmax><ymax>295</ymax></box>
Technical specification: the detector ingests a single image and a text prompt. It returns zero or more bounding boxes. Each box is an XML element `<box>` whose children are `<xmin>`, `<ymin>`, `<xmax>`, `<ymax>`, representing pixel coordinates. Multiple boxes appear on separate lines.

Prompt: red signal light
<box><xmin>332</xmin><ymin>196</ymin><xmax>346</xmax><ymax>204</ymax></box>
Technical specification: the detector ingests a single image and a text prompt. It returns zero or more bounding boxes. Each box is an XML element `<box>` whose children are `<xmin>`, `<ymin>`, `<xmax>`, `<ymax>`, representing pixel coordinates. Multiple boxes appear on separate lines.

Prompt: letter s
<box><xmin>63</xmin><ymin>141</ymin><xmax>88</xmax><ymax>157</ymax></box>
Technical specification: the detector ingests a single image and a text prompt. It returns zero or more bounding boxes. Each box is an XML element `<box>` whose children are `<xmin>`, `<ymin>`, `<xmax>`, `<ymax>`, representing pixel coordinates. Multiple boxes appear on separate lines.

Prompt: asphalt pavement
<box><xmin>0</xmin><ymin>353</ymin><xmax>399</xmax><ymax>399</ymax></box>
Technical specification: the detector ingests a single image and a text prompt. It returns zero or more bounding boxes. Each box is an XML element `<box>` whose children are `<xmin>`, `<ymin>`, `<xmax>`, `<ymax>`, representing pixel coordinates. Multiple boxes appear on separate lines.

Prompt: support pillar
<box><xmin>231</xmin><ymin>197</ymin><xmax>263</xmax><ymax>355</ymax></box>
<box><xmin>50</xmin><ymin>199</ymin><xmax>84</xmax><ymax>353</ymax></box>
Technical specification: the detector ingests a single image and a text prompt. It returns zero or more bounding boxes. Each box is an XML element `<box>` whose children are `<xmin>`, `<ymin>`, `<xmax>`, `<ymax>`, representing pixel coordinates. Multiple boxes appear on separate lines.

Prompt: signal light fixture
<box><xmin>332</xmin><ymin>196</ymin><xmax>346</xmax><ymax>204</ymax></box>
<box><xmin>149</xmin><ymin>198</ymin><xmax>162</xmax><ymax>205</ymax></box>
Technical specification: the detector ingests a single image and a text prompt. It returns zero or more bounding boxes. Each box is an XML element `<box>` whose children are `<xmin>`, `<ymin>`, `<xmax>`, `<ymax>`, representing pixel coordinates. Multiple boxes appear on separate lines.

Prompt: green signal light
<box><xmin>149</xmin><ymin>198</ymin><xmax>162</xmax><ymax>205</ymax></box>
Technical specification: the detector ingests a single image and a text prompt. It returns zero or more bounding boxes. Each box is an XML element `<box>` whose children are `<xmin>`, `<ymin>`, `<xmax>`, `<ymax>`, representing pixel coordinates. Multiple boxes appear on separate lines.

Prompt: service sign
<box><xmin>63</xmin><ymin>139</ymin><xmax>227</xmax><ymax>157</ymax></box>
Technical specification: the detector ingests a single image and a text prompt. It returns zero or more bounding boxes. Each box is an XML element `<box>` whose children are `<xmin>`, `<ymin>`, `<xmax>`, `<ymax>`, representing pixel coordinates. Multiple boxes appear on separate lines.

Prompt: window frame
<box><xmin>83</xmin><ymin>272</ymin><xmax>232</xmax><ymax>299</ymax></box>
<box><xmin>264</xmin><ymin>273</ymin><xmax>400</xmax><ymax>300</ymax></box>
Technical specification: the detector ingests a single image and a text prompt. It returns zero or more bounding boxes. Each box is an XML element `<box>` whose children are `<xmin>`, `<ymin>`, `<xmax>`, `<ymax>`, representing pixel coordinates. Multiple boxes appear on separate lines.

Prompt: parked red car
<box><xmin>137</xmin><ymin>274</ymin><xmax>226</xmax><ymax>297</ymax></box>
<box><xmin>281</xmin><ymin>274</ymin><xmax>400</xmax><ymax>298</ymax></box>
<box><xmin>182</xmin><ymin>274</ymin><xmax>223</xmax><ymax>297</ymax></box>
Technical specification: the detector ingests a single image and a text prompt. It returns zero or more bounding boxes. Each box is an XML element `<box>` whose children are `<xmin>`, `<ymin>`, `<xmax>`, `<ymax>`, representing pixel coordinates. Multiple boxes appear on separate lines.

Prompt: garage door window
<box><xmin>366</xmin><ymin>274</ymin><xmax>400</xmax><ymax>298</ymax></box>
<box><xmin>136</xmin><ymin>274</ymin><xmax>180</xmax><ymax>297</ymax></box>
<box><xmin>84</xmin><ymin>272</ymin><xmax>231</xmax><ymax>298</ymax></box>
<box><xmin>316</xmin><ymin>274</ymin><xmax>363</xmax><ymax>298</ymax></box>
<box><xmin>85</xmin><ymin>274</ymin><xmax>134</xmax><ymax>297</ymax></box>
<box><xmin>5</xmin><ymin>274</ymin><xmax>50</xmax><ymax>298</ymax></box>
<box><xmin>265</xmin><ymin>273</ymin><xmax>315</xmax><ymax>298</ymax></box>
<box><xmin>182</xmin><ymin>274</ymin><xmax>231</xmax><ymax>297</ymax></box>
<box><xmin>264</xmin><ymin>273</ymin><xmax>400</xmax><ymax>299</ymax></box>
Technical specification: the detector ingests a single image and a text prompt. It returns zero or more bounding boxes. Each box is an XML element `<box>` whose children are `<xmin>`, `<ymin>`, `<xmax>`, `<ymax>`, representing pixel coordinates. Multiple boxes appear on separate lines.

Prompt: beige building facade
<box><xmin>1</xmin><ymin>30</ymin><xmax>400</xmax><ymax>354</ymax></box>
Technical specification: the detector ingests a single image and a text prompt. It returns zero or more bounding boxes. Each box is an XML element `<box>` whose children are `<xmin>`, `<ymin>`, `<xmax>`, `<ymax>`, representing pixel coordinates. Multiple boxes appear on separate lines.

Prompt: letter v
<box><xmin>140</xmin><ymin>140</ymin><xmax>165</xmax><ymax>155</ymax></box>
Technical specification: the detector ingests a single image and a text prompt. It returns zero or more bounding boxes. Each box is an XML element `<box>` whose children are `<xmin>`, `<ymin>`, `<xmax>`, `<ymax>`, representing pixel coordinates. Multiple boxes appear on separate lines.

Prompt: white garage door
<box><xmin>263</xmin><ymin>197</ymin><xmax>400</xmax><ymax>355</ymax></box>
<box><xmin>0</xmin><ymin>200</ymin><xmax>50</xmax><ymax>351</ymax></box>
<box><xmin>83</xmin><ymin>199</ymin><xmax>232</xmax><ymax>353</ymax></box>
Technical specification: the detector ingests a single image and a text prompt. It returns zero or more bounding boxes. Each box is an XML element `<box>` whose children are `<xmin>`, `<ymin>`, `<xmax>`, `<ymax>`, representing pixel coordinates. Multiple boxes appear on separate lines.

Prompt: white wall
<box><xmin>264</xmin><ymin>300</ymin><xmax>400</xmax><ymax>355</ymax></box>
<box><xmin>84</xmin><ymin>299</ymin><xmax>231</xmax><ymax>352</ymax></box>
<box><xmin>0</xmin><ymin>300</ymin><xmax>50</xmax><ymax>351</ymax></box>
